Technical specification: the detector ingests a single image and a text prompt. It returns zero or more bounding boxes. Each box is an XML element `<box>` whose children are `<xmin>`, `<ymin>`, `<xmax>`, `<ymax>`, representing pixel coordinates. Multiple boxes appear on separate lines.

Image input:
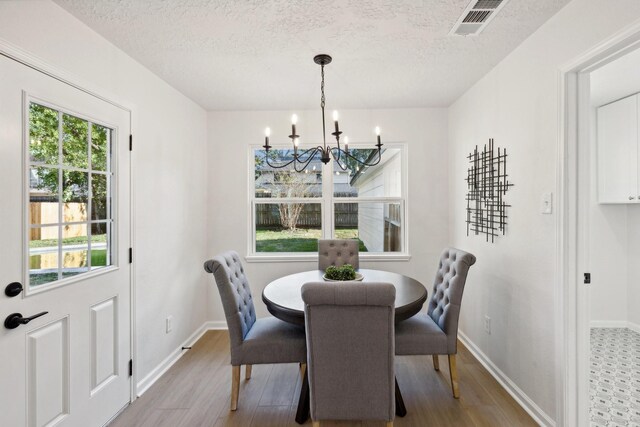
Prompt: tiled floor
<box><xmin>590</xmin><ymin>328</ymin><xmax>640</xmax><ymax>426</ymax></box>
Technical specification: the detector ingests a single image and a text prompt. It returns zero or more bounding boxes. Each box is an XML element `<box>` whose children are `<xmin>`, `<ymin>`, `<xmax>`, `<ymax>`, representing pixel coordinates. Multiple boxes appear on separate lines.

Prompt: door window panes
<box><xmin>62</xmin><ymin>113</ymin><xmax>89</xmax><ymax>169</ymax></box>
<box><xmin>29</xmin><ymin>166</ymin><xmax>59</xmax><ymax>225</ymax></box>
<box><xmin>29</xmin><ymin>103</ymin><xmax>59</xmax><ymax>164</ymax></box>
<box><xmin>91</xmin><ymin>124</ymin><xmax>110</xmax><ymax>171</ymax></box>
<box><xmin>28</xmin><ymin>102</ymin><xmax>115</xmax><ymax>287</ymax></box>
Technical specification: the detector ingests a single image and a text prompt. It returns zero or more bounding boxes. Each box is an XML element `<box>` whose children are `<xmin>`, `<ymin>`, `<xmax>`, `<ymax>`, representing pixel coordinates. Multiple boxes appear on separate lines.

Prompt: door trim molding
<box><xmin>556</xmin><ymin>17</ymin><xmax>640</xmax><ymax>427</ymax></box>
<box><xmin>0</xmin><ymin>36</ymin><xmax>138</xmax><ymax>404</ymax></box>
<box><xmin>0</xmin><ymin>37</ymin><xmax>132</xmax><ymax>113</ymax></box>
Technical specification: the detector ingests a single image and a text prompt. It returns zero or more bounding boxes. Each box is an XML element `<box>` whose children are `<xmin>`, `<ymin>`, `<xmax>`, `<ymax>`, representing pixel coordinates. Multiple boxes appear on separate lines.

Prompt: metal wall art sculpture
<box><xmin>465</xmin><ymin>139</ymin><xmax>512</xmax><ymax>243</ymax></box>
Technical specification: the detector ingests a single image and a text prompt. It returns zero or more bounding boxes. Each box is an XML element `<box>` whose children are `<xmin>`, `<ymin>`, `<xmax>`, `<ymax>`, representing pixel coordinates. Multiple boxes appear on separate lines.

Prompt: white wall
<box><xmin>0</xmin><ymin>1</ymin><xmax>209</xmax><ymax>389</ymax></box>
<box><xmin>206</xmin><ymin>108</ymin><xmax>449</xmax><ymax>320</ymax></box>
<box><xmin>448</xmin><ymin>0</ymin><xmax>640</xmax><ymax>422</ymax></box>
<box><xmin>591</xmin><ymin>47</ymin><xmax>640</xmax><ymax>106</ymax></box>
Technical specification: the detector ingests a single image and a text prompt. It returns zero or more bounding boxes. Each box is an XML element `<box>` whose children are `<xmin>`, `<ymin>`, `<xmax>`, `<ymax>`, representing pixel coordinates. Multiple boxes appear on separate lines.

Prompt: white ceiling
<box><xmin>53</xmin><ymin>0</ymin><xmax>571</xmax><ymax>111</ymax></box>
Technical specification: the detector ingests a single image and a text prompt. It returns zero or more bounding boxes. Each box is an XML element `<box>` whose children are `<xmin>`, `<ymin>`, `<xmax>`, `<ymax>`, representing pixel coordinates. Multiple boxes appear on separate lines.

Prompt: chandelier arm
<box><xmin>329</xmin><ymin>148</ymin><xmax>349</xmax><ymax>171</ymax></box>
<box><xmin>293</xmin><ymin>147</ymin><xmax>321</xmax><ymax>173</ymax></box>
<box><xmin>265</xmin><ymin>155</ymin><xmax>296</xmax><ymax>169</ymax></box>
<box><xmin>338</xmin><ymin>148</ymin><xmax>384</xmax><ymax>167</ymax></box>
<box><xmin>264</xmin><ymin>146</ymin><xmax>319</xmax><ymax>169</ymax></box>
<box><xmin>333</xmin><ymin>137</ymin><xmax>342</xmax><ymax>164</ymax></box>
<box><xmin>295</xmin><ymin>146</ymin><xmax>321</xmax><ymax>161</ymax></box>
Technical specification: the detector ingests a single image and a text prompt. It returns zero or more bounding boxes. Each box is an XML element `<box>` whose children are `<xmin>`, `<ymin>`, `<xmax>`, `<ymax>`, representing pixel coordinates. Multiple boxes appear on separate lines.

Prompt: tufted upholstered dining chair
<box><xmin>317</xmin><ymin>239</ymin><xmax>359</xmax><ymax>271</ymax></box>
<box><xmin>394</xmin><ymin>247</ymin><xmax>476</xmax><ymax>398</ymax></box>
<box><xmin>203</xmin><ymin>251</ymin><xmax>306</xmax><ymax>411</ymax></box>
<box><xmin>302</xmin><ymin>281</ymin><xmax>396</xmax><ymax>427</ymax></box>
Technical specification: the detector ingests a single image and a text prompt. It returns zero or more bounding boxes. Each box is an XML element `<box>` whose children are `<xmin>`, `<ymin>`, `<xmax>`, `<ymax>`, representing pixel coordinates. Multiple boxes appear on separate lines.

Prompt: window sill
<box><xmin>245</xmin><ymin>253</ymin><xmax>412</xmax><ymax>263</ymax></box>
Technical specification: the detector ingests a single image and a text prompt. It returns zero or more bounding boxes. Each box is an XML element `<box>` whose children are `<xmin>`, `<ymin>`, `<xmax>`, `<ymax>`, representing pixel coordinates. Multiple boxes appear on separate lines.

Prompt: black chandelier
<box><xmin>262</xmin><ymin>54</ymin><xmax>383</xmax><ymax>172</ymax></box>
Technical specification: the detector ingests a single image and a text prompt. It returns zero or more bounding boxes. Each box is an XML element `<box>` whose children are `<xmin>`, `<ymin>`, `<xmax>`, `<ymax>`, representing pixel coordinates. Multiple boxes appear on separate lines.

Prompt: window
<box><xmin>251</xmin><ymin>145</ymin><xmax>406</xmax><ymax>256</ymax></box>
<box><xmin>28</xmin><ymin>102</ymin><xmax>114</xmax><ymax>287</ymax></box>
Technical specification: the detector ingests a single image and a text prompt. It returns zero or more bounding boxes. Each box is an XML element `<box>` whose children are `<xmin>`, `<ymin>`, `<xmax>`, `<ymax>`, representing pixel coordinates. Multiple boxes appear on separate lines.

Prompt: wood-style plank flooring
<box><xmin>110</xmin><ymin>331</ymin><xmax>537</xmax><ymax>427</ymax></box>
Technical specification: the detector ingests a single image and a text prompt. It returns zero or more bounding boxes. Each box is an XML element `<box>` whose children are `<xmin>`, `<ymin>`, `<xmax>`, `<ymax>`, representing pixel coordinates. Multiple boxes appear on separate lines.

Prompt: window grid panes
<box><xmin>28</xmin><ymin>102</ymin><xmax>114</xmax><ymax>287</ymax></box>
<box><xmin>252</xmin><ymin>146</ymin><xmax>405</xmax><ymax>254</ymax></box>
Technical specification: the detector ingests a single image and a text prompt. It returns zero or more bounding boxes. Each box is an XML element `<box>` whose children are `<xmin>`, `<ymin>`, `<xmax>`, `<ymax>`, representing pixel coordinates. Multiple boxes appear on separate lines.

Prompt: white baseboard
<box><xmin>135</xmin><ymin>320</ymin><xmax>228</xmax><ymax>396</ymax></box>
<box><xmin>205</xmin><ymin>320</ymin><xmax>229</xmax><ymax>330</ymax></box>
<box><xmin>591</xmin><ymin>320</ymin><xmax>640</xmax><ymax>333</ymax></box>
<box><xmin>458</xmin><ymin>331</ymin><xmax>555</xmax><ymax>427</ymax></box>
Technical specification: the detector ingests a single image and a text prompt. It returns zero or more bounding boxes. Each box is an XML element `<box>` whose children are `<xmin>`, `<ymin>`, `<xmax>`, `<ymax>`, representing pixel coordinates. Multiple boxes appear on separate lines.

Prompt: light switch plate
<box><xmin>541</xmin><ymin>192</ymin><xmax>553</xmax><ymax>214</ymax></box>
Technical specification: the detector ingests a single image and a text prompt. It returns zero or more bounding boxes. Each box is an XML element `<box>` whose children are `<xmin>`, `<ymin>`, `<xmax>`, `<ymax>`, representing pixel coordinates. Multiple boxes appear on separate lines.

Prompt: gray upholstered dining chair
<box><xmin>203</xmin><ymin>251</ymin><xmax>306</xmax><ymax>411</ymax></box>
<box><xmin>317</xmin><ymin>239</ymin><xmax>359</xmax><ymax>270</ymax></box>
<box><xmin>302</xmin><ymin>281</ymin><xmax>396</xmax><ymax>427</ymax></box>
<box><xmin>394</xmin><ymin>247</ymin><xmax>476</xmax><ymax>399</ymax></box>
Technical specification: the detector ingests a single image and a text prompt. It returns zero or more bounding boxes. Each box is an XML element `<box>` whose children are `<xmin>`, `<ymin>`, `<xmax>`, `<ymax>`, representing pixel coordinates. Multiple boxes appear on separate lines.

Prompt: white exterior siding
<box><xmin>354</xmin><ymin>151</ymin><xmax>402</xmax><ymax>251</ymax></box>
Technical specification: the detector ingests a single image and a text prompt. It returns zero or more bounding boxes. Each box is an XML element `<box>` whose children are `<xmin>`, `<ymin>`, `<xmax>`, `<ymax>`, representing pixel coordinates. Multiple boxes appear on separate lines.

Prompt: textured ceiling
<box><xmin>53</xmin><ymin>0</ymin><xmax>571</xmax><ymax>110</ymax></box>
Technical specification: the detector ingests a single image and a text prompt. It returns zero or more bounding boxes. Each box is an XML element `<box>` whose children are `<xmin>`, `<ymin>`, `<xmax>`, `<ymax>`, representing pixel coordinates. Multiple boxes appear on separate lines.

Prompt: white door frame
<box><xmin>0</xmin><ymin>38</ymin><xmax>139</xmax><ymax>403</ymax></box>
<box><xmin>556</xmin><ymin>19</ymin><xmax>640</xmax><ymax>427</ymax></box>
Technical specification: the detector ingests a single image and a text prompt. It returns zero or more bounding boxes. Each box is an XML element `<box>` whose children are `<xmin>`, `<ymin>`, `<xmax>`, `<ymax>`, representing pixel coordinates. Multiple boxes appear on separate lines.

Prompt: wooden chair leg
<box><xmin>245</xmin><ymin>364</ymin><xmax>252</xmax><ymax>380</ymax></box>
<box><xmin>432</xmin><ymin>355</ymin><xmax>440</xmax><ymax>371</ymax></box>
<box><xmin>312</xmin><ymin>421</ymin><xmax>320</xmax><ymax>427</ymax></box>
<box><xmin>299</xmin><ymin>362</ymin><xmax>306</xmax><ymax>380</ymax></box>
<box><xmin>448</xmin><ymin>354</ymin><xmax>460</xmax><ymax>399</ymax></box>
<box><xmin>231</xmin><ymin>365</ymin><xmax>240</xmax><ymax>410</ymax></box>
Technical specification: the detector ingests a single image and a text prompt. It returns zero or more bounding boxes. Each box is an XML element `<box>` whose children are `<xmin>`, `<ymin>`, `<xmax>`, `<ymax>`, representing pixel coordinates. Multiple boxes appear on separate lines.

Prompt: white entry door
<box><xmin>0</xmin><ymin>53</ymin><xmax>131</xmax><ymax>427</ymax></box>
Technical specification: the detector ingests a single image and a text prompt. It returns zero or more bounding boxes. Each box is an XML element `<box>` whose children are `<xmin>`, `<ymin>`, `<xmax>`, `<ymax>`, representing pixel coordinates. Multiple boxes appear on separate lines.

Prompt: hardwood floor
<box><xmin>110</xmin><ymin>331</ymin><xmax>537</xmax><ymax>427</ymax></box>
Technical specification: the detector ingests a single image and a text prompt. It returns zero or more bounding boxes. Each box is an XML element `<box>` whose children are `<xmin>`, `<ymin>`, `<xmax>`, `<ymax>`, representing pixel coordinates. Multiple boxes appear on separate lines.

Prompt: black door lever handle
<box><xmin>4</xmin><ymin>312</ymin><xmax>48</xmax><ymax>329</ymax></box>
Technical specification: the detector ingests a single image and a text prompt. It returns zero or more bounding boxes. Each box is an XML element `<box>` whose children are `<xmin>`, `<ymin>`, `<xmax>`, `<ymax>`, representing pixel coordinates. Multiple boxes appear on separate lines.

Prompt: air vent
<box><xmin>463</xmin><ymin>10</ymin><xmax>492</xmax><ymax>23</ymax></box>
<box><xmin>450</xmin><ymin>0</ymin><xmax>510</xmax><ymax>36</ymax></box>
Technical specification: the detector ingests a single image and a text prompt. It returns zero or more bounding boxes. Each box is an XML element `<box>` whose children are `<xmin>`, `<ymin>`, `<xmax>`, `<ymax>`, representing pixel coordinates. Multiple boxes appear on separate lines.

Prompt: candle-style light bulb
<box><xmin>375</xmin><ymin>126</ymin><xmax>380</xmax><ymax>136</ymax></box>
<box><xmin>333</xmin><ymin>110</ymin><xmax>340</xmax><ymax>133</ymax></box>
<box><xmin>344</xmin><ymin>136</ymin><xmax>349</xmax><ymax>154</ymax></box>
<box><xmin>264</xmin><ymin>127</ymin><xmax>271</xmax><ymax>149</ymax></box>
<box><xmin>375</xmin><ymin>126</ymin><xmax>381</xmax><ymax>146</ymax></box>
<box><xmin>291</xmin><ymin>114</ymin><xmax>298</xmax><ymax>139</ymax></box>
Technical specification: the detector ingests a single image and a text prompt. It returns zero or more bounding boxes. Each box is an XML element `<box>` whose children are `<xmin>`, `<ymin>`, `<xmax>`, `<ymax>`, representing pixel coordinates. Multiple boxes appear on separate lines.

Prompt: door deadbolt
<box><xmin>4</xmin><ymin>282</ymin><xmax>23</xmax><ymax>297</ymax></box>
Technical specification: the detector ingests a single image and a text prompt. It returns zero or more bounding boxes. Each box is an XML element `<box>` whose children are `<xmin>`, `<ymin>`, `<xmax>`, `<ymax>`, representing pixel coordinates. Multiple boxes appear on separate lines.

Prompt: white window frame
<box><xmin>246</xmin><ymin>142</ymin><xmax>410</xmax><ymax>262</ymax></box>
<box><xmin>24</xmin><ymin>95</ymin><xmax>119</xmax><ymax>295</ymax></box>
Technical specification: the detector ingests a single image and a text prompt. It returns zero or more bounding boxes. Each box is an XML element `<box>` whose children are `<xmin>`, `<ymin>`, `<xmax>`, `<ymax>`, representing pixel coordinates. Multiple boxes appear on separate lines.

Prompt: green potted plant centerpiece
<box><xmin>323</xmin><ymin>264</ymin><xmax>364</xmax><ymax>282</ymax></box>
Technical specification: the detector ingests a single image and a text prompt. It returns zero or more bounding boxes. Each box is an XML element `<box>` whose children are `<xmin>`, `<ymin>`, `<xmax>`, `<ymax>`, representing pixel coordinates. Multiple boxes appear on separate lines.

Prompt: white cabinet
<box><xmin>597</xmin><ymin>94</ymin><xmax>639</xmax><ymax>203</ymax></box>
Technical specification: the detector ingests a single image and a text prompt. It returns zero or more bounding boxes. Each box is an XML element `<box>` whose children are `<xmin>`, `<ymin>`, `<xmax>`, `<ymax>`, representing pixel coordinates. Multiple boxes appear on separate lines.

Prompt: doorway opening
<box><xmin>559</xmin><ymin>23</ymin><xmax>640</xmax><ymax>427</ymax></box>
